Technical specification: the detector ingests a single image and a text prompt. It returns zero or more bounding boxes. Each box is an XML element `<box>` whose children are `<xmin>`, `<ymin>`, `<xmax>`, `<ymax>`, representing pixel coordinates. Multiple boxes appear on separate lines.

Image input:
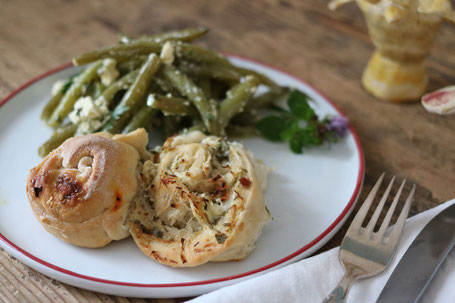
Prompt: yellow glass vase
<box><xmin>330</xmin><ymin>0</ymin><xmax>454</xmax><ymax>102</ymax></box>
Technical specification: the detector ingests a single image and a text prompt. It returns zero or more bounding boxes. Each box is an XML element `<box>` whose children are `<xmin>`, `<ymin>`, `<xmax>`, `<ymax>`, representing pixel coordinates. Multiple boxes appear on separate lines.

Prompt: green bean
<box><xmin>85</xmin><ymin>81</ymin><xmax>105</xmax><ymax>99</ymax></box>
<box><xmin>232</xmin><ymin>66</ymin><xmax>280</xmax><ymax>91</ymax></box>
<box><xmin>102</xmin><ymin>54</ymin><xmax>160</xmax><ymax>134</ymax></box>
<box><xmin>48</xmin><ymin>61</ymin><xmax>103</xmax><ymax>128</ymax></box>
<box><xmin>41</xmin><ymin>89</ymin><xmax>64</xmax><ymax>123</ymax></box>
<box><xmin>178</xmin><ymin>62</ymin><xmax>241</xmax><ymax>84</ymax></box>
<box><xmin>218</xmin><ymin>76</ymin><xmax>259</xmax><ymax>129</ymax></box>
<box><xmin>210</xmin><ymin>80</ymin><xmax>230</xmax><ymax>100</ymax></box>
<box><xmin>41</xmin><ymin>73</ymin><xmax>81</xmax><ymax>123</ymax></box>
<box><xmin>38</xmin><ymin>123</ymin><xmax>77</xmax><ymax>157</ymax></box>
<box><xmin>161</xmin><ymin>64</ymin><xmax>221</xmax><ymax>135</ymax></box>
<box><xmin>151</xmin><ymin>27</ymin><xmax>209</xmax><ymax>43</ymax></box>
<box><xmin>183</xmin><ymin>121</ymin><xmax>205</xmax><ymax>133</ymax></box>
<box><xmin>148</xmin><ymin>94</ymin><xmax>198</xmax><ymax>116</ymax></box>
<box><xmin>73</xmin><ymin>41</ymin><xmax>162</xmax><ymax>66</ymax></box>
<box><xmin>121</xmin><ymin>27</ymin><xmax>209</xmax><ymax>44</ymax></box>
<box><xmin>180</xmin><ymin>58</ymin><xmax>279</xmax><ymax>90</ymax></box>
<box><xmin>244</xmin><ymin>87</ymin><xmax>291</xmax><ymax>111</ymax></box>
<box><xmin>123</xmin><ymin>103</ymin><xmax>158</xmax><ymax>133</ymax></box>
<box><xmin>152</xmin><ymin>74</ymin><xmax>182</xmax><ymax>97</ymax></box>
<box><xmin>117</xmin><ymin>56</ymin><xmax>146</xmax><ymax>74</ymax></box>
<box><xmin>175</xmin><ymin>43</ymin><xmax>230</xmax><ymax>66</ymax></box>
<box><xmin>198</xmin><ymin>78</ymin><xmax>212</xmax><ymax>100</ymax></box>
<box><xmin>175</xmin><ymin>44</ymin><xmax>279</xmax><ymax>90</ymax></box>
<box><xmin>94</xmin><ymin>81</ymin><xmax>105</xmax><ymax>98</ymax></box>
<box><xmin>99</xmin><ymin>70</ymin><xmax>138</xmax><ymax>108</ymax></box>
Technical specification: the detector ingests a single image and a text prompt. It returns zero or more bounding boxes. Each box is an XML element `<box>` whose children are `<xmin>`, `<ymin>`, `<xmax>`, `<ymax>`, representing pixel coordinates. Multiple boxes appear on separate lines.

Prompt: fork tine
<box><xmin>377</xmin><ymin>179</ymin><xmax>405</xmax><ymax>239</ymax></box>
<box><xmin>347</xmin><ymin>173</ymin><xmax>385</xmax><ymax>234</ymax></box>
<box><xmin>385</xmin><ymin>184</ymin><xmax>415</xmax><ymax>244</ymax></box>
<box><xmin>365</xmin><ymin>176</ymin><xmax>395</xmax><ymax>235</ymax></box>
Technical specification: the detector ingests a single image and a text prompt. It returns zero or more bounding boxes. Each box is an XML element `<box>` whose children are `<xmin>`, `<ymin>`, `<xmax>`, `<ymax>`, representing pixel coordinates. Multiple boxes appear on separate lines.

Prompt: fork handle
<box><xmin>321</xmin><ymin>273</ymin><xmax>357</xmax><ymax>303</ymax></box>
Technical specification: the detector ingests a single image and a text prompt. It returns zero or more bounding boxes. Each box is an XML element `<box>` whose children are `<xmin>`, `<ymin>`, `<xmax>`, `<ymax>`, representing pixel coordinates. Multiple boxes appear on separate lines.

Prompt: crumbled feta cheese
<box><xmin>51</xmin><ymin>80</ymin><xmax>66</xmax><ymax>96</ymax></box>
<box><xmin>68</xmin><ymin>96</ymin><xmax>110</xmax><ymax>134</ymax></box>
<box><xmin>99</xmin><ymin>58</ymin><xmax>119</xmax><ymax>86</ymax></box>
<box><xmin>77</xmin><ymin>121</ymin><xmax>90</xmax><ymax>134</ymax></box>
<box><xmin>244</xmin><ymin>75</ymin><xmax>255</xmax><ymax>82</ymax></box>
<box><xmin>160</xmin><ymin>42</ymin><xmax>175</xmax><ymax>65</ymax></box>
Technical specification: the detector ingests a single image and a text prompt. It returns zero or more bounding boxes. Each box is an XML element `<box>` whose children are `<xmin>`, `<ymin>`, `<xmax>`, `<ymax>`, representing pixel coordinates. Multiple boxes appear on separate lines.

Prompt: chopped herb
<box><xmin>215</xmin><ymin>234</ymin><xmax>227</xmax><ymax>244</ymax></box>
<box><xmin>101</xmin><ymin>105</ymin><xmax>130</xmax><ymax>131</ymax></box>
<box><xmin>256</xmin><ymin>116</ymin><xmax>287</xmax><ymax>141</ymax></box>
<box><xmin>111</xmin><ymin>105</ymin><xmax>130</xmax><ymax>120</ymax></box>
<box><xmin>153</xmin><ymin>228</ymin><xmax>164</xmax><ymax>238</ymax></box>
<box><xmin>288</xmin><ymin>90</ymin><xmax>316</xmax><ymax>120</ymax></box>
<box><xmin>61</xmin><ymin>72</ymin><xmax>81</xmax><ymax>94</ymax></box>
<box><xmin>215</xmin><ymin>139</ymin><xmax>230</xmax><ymax>163</ymax></box>
<box><xmin>256</xmin><ymin>89</ymin><xmax>348</xmax><ymax>153</ymax></box>
<box><xmin>102</xmin><ymin>120</ymin><xmax>113</xmax><ymax>131</ymax></box>
<box><xmin>139</xmin><ymin>225</ymin><xmax>164</xmax><ymax>238</ymax></box>
<box><xmin>211</xmin><ymin>216</ymin><xmax>222</xmax><ymax>225</ymax></box>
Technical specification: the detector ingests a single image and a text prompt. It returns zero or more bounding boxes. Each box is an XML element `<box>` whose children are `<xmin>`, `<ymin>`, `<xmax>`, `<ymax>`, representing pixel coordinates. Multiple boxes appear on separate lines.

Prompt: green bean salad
<box><xmin>39</xmin><ymin>27</ymin><xmax>347</xmax><ymax>157</ymax></box>
<box><xmin>38</xmin><ymin>27</ymin><xmax>290</xmax><ymax>157</ymax></box>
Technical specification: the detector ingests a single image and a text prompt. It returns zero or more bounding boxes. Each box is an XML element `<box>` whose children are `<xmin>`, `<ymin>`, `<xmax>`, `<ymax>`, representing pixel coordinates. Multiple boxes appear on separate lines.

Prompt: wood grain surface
<box><xmin>1</xmin><ymin>0</ymin><xmax>454</xmax><ymax>301</ymax></box>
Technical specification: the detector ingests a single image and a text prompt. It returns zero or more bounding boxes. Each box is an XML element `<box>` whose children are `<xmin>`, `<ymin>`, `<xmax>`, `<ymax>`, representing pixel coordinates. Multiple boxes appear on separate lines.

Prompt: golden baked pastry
<box><xmin>128</xmin><ymin>131</ymin><xmax>271</xmax><ymax>267</ymax></box>
<box><xmin>26</xmin><ymin>129</ymin><xmax>147</xmax><ymax>248</ymax></box>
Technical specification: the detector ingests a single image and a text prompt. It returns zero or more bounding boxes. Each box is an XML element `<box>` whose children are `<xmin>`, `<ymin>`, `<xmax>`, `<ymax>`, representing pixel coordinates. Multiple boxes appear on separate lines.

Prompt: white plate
<box><xmin>0</xmin><ymin>55</ymin><xmax>364</xmax><ymax>298</ymax></box>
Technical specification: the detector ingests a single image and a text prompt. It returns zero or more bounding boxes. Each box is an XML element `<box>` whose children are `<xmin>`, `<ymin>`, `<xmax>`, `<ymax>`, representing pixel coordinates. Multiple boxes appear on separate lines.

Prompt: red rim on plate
<box><xmin>0</xmin><ymin>54</ymin><xmax>364</xmax><ymax>288</ymax></box>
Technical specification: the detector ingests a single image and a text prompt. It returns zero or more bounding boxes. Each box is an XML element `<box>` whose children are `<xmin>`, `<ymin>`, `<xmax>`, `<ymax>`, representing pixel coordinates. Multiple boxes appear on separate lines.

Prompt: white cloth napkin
<box><xmin>189</xmin><ymin>199</ymin><xmax>455</xmax><ymax>303</ymax></box>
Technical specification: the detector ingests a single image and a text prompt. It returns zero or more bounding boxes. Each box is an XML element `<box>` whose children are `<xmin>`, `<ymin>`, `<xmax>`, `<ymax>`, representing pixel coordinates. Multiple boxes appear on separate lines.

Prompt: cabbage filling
<box><xmin>127</xmin><ymin>136</ymin><xmax>243</xmax><ymax>243</ymax></box>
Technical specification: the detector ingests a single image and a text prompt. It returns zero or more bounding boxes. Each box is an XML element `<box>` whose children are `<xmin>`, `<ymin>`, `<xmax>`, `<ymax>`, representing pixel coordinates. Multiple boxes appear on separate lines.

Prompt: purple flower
<box><xmin>328</xmin><ymin>116</ymin><xmax>349</xmax><ymax>137</ymax></box>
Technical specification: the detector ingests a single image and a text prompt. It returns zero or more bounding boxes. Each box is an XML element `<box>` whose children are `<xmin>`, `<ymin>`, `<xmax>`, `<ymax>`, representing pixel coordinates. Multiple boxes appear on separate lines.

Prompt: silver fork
<box><xmin>322</xmin><ymin>174</ymin><xmax>415</xmax><ymax>303</ymax></box>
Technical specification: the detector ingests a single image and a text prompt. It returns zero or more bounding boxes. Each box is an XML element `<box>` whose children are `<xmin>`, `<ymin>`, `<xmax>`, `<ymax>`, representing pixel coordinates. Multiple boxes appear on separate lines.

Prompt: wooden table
<box><xmin>1</xmin><ymin>0</ymin><xmax>454</xmax><ymax>301</ymax></box>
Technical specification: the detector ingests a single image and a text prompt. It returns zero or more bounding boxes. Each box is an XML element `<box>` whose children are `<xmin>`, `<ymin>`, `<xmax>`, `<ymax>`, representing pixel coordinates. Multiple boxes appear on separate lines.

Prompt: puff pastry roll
<box><xmin>129</xmin><ymin>131</ymin><xmax>271</xmax><ymax>267</ymax></box>
<box><xmin>26</xmin><ymin>129</ymin><xmax>146</xmax><ymax>248</ymax></box>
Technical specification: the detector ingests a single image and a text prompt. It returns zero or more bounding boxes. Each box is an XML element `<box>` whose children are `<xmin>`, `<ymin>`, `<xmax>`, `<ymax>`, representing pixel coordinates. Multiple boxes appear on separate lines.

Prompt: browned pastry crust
<box><xmin>26</xmin><ymin>132</ymin><xmax>141</xmax><ymax>248</ymax></box>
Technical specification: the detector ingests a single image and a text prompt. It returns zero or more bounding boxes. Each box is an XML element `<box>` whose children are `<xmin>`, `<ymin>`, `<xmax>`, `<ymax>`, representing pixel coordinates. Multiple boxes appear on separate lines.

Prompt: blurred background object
<box><xmin>330</xmin><ymin>0</ymin><xmax>454</xmax><ymax>102</ymax></box>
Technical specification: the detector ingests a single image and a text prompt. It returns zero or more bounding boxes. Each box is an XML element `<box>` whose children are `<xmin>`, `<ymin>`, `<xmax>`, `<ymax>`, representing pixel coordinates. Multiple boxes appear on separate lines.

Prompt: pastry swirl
<box><xmin>129</xmin><ymin>131</ymin><xmax>271</xmax><ymax>267</ymax></box>
<box><xmin>26</xmin><ymin>130</ymin><xmax>143</xmax><ymax>248</ymax></box>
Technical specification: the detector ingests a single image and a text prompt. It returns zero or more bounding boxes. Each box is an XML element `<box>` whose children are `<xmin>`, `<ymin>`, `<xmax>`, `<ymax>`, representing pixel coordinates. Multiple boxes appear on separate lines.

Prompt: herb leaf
<box><xmin>256</xmin><ymin>89</ymin><xmax>348</xmax><ymax>154</ymax></box>
<box><xmin>299</xmin><ymin>124</ymin><xmax>322</xmax><ymax>146</ymax></box>
<box><xmin>279</xmin><ymin>119</ymin><xmax>299</xmax><ymax>141</ymax></box>
<box><xmin>61</xmin><ymin>72</ymin><xmax>81</xmax><ymax>94</ymax></box>
<box><xmin>101</xmin><ymin>105</ymin><xmax>130</xmax><ymax>132</ymax></box>
<box><xmin>102</xmin><ymin>121</ymin><xmax>113</xmax><ymax>131</ymax></box>
<box><xmin>289</xmin><ymin>133</ymin><xmax>303</xmax><ymax>154</ymax></box>
<box><xmin>256</xmin><ymin>116</ymin><xmax>288</xmax><ymax>141</ymax></box>
<box><xmin>215</xmin><ymin>234</ymin><xmax>227</xmax><ymax>244</ymax></box>
<box><xmin>111</xmin><ymin>105</ymin><xmax>130</xmax><ymax>120</ymax></box>
<box><xmin>288</xmin><ymin>90</ymin><xmax>316</xmax><ymax>121</ymax></box>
